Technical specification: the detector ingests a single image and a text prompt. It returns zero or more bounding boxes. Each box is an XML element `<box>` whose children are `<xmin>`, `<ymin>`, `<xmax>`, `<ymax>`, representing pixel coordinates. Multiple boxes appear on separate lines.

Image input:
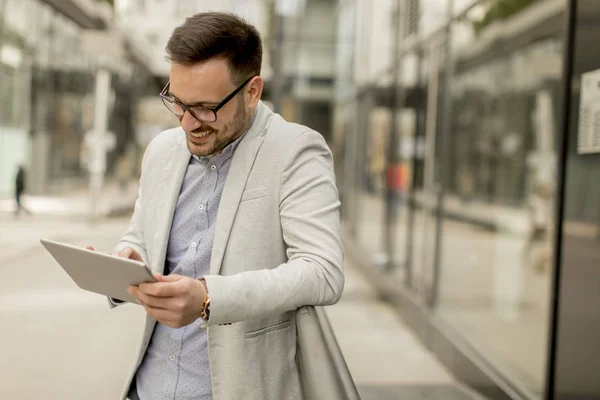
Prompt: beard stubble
<box><xmin>187</xmin><ymin>96</ymin><xmax>250</xmax><ymax>157</ymax></box>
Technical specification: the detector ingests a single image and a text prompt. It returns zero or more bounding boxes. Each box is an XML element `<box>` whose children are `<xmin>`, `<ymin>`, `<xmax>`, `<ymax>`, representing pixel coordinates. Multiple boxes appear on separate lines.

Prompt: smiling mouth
<box><xmin>190</xmin><ymin>131</ymin><xmax>212</xmax><ymax>139</ymax></box>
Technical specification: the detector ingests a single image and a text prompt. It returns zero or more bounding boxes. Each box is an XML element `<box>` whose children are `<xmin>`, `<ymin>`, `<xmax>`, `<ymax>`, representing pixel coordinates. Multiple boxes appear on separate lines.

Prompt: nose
<box><xmin>180</xmin><ymin>110</ymin><xmax>202</xmax><ymax>132</ymax></box>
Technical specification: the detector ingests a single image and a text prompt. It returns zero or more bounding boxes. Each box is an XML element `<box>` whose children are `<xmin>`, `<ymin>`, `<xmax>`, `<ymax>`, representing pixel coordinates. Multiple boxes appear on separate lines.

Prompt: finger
<box><xmin>137</xmin><ymin>298</ymin><xmax>179</xmax><ymax>327</ymax></box>
<box><xmin>133</xmin><ymin>290</ymin><xmax>166</xmax><ymax>309</ymax></box>
<box><xmin>144</xmin><ymin>305</ymin><xmax>179</xmax><ymax>325</ymax></box>
<box><xmin>136</xmin><ymin>295</ymin><xmax>163</xmax><ymax>310</ymax></box>
<box><xmin>157</xmin><ymin>274</ymin><xmax>186</xmax><ymax>283</ymax></box>
<box><xmin>138</xmin><ymin>280</ymin><xmax>183</xmax><ymax>297</ymax></box>
<box><xmin>162</xmin><ymin>321</ymin><xmax>183</xmax><ymax>329</ymax></box>
<box><xmin>156</xmin><ymin>318</ymin><xmax>181</xmax><ymax>329</ymax></box>
<box><xmin>130</xmin><ymin>286</ymin><xmax>175</xmax><ymax>309</ymax></box>
<box><xmin>153</xmin><ymin>273</ymin><xmax>164</xmax><ymax>282</ymax></box>
<box><xmin>86</xmin><ymin>245</ymin><xmax>96</xmax><ymax>251</ymax></box>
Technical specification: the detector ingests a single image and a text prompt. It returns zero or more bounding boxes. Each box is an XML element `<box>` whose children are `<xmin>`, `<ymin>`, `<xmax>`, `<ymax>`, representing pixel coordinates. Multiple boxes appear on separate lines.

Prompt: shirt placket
<box><xmin>167</xmin><ymin>163</ymin><xmax>208</xmax><ymax>399</ymax></box>
<box><xmin>170</xmin><ymin>159</ymin><xmax>219</xmax><ymax>399</ymax></box>
<box><xmin>162</xmin><ymin>166</ymin><xmax>202</xmax><ymax>400</ymax></box>
<box><xmin>162</xmin><ymin>338</ymin><xmax>181</xmax><ymax>399</ymax></box>
<box><xmin>194</xmin><ymin>159</ymin><xmax>219</xmax><ymax>277</ymax></box>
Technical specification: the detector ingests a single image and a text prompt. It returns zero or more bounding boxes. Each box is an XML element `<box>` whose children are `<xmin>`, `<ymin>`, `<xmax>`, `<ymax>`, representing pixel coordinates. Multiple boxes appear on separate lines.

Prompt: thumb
<box><xmin>86</xmin><ymin>245</ymin><xmax>96</xmax><ymax>251</ymax></box>
<box><xmin>153</xmin><ymin>273</ymin><xmax>165</xmax><ymax>282</ymax></box>
<box><xmin>118</xmin><ymin>248</ymin><xmax>133</xmax><ymax>258</ymax></box>
<box><xmin>131</xmin><ymin>251</ymin><xmax>144</xmax><ymax>262</ymax></box>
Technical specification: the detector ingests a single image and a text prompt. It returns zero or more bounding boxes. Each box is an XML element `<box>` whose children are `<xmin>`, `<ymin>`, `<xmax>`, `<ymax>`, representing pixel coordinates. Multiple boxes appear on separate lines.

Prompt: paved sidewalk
<box><xmin>328</xmin><ymin>260</ymin><xmax>483</xmax><ymax>400</ymax></box>
<box><xmin>0</xmin><ymin>218</ymin><xmax>144</xmax><ymax>400</ymax></box>
<box><xmin>0</xmin><ymin>180</ymin><xmax>138</xmax><ymax>219</ymax></box>
<box><xmin>0</xmin><ymin>214</ymin><xmax>126</xmax><ymax>267</ymax></box>
<box><xmin>411</xmin><ymin>191</ymin><xmax>530</xmax><ymax>235</ymax></box>
<box><xmin>0</xmin><ymin>181</ymin><xmax>137</xmax><ymax>266</ymax></box>
<box><xmin>0</xmin><ymin>214</ymin><xmax>481</xmax><ymax>399</ymax></box>
<box><xmin>354</xmin><ymin>191</ymin><xmax>551</xmax><ymax>393</ymax></box>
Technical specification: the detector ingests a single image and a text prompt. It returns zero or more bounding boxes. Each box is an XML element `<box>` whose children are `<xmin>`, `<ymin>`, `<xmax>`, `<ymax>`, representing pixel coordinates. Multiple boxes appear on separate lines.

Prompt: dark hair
<box><xmin>166</xmin><ymin>12</ymin><xmax>262</xmax><ymax>84</ymax></box>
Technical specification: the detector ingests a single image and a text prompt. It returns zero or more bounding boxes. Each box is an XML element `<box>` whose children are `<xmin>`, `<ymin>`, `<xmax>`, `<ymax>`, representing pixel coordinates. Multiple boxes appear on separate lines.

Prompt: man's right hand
<box><xmin>85</xmin><ymin>245</ymin><xmax>143</xmax><ymax>262</ymax></box>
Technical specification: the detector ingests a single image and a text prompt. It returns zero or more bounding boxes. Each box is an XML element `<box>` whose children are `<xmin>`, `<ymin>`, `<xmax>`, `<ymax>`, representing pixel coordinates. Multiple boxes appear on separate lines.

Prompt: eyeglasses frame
<box><xmin>159</xmin><ymin>75</ymin><xmax>256</xmax><ymax>123</ymax></box>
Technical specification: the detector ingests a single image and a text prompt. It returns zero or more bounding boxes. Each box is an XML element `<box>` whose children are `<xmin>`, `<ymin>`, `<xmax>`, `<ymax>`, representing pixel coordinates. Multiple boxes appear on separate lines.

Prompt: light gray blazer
<box><xmin>116</xmin><ymin>101</ymin><xmax>344</xmax><ymax>400</ymax></box>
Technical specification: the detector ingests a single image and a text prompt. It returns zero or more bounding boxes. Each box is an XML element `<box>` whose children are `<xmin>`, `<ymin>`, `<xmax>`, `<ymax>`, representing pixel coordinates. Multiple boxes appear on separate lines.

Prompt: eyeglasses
<box><xmin>159</xmin><ymin>76</ymin><xmax>255</xmax><ymax>123</ymax></box>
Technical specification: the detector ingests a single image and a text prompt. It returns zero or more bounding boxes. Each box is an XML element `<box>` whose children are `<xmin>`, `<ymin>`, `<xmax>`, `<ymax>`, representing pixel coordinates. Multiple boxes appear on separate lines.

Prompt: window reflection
<box><xmin>356</xmin><ymin>91</ymin><xmax>390</xmax><ymax>262</ymax></box>
<box><xmin>436</xmin><ymin>5</ymin><xmax>563</xmax><ymax>396</ymax></box>
<box><xmin>336</xmin><ymin>0</ymin><xmax>565</xmax><ymax>396</ymax></box>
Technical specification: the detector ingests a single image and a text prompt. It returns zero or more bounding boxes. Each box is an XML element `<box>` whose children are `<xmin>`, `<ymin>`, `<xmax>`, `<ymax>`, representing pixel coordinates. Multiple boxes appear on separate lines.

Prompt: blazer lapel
<box><xmin>210</xmin><ymin>102</ymin><xmax>274</xmax><ymax>275</ymax></box>
<box><xmin>151</xmin><ymin>131</ymin><xmax>190</xmax><ymax>274</ymax></box>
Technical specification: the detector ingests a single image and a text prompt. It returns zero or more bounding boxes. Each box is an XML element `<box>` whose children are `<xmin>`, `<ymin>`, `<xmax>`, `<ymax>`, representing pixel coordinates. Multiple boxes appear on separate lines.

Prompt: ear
<box><xmin>246</xmin><ymin>76</ymin><xmax>264</xmax><ymax>109</ymax></box>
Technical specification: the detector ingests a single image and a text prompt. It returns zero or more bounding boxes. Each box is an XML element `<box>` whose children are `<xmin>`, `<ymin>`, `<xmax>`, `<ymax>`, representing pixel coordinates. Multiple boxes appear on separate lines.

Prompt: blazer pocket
<box><xmin>240</xmin><ymin>186</ymin><xmax>269</xmax><ymax>202</ymax></box>
<box><xmin>245</xmin><ymin>319</ymin><xmax>292</xmax><ymax>338</ymax></box>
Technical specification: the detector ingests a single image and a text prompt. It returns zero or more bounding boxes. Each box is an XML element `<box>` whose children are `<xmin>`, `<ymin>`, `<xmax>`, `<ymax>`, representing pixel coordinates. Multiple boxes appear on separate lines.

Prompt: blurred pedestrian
<box><xmin>14</xmin><ymin>163</ymin><xmax>31</xmax><ymax>218</ymax></box>
<box><xmin>88</xmin><ymin>12</ymin><xmax>343</xmax><ymax>400</ymax></box>
<box><xmin>524</xmin><ymin>182</ymin><xmax>552</xmax><ymax>272</ymax></box>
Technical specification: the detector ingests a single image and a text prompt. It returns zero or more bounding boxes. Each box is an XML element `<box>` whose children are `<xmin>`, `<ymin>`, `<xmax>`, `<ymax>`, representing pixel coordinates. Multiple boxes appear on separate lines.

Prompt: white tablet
<box><xmin>41</xmin><ymin>238</ymin><xmax>156</xmax><ymax>304</ymax></box>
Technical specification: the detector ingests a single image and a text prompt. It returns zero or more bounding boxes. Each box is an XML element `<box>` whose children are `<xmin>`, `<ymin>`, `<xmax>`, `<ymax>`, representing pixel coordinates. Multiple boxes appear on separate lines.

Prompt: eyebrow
<box><xmin>167</xmin><ymin>91</ymin><xmax>220</xmax><ymax>107</ymax></box>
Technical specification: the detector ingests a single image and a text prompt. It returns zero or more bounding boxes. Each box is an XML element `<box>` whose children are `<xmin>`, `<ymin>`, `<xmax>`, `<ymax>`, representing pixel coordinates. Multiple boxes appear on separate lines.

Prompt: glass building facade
<box><xmin>0</xmin><ymin>0</ymin><xmax>158</xmax><ymax>197</ymax></box>
<box><xmin>334</xmin><ymin>0</ymin><xmax>600</xmax><ymax>398</ymax></box>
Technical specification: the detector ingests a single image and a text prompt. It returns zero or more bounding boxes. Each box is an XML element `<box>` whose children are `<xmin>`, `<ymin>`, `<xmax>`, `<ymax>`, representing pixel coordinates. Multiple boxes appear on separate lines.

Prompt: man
<box><xmin>14</xmin><ymin>163</ymin><xmax>30</xmax><ymax>217</ymax></box>
<box><xmin>106</xmin><ymin>12</ymin><xmax>343</xmax><ymax>400</ymax></box>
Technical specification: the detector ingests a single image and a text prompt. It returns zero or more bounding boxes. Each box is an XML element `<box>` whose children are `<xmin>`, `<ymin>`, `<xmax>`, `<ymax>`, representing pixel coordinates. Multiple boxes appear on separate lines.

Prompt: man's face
<box><xmin>168</xmin><ymin>59</ymin><xmax>252</xmax><ymax>157</ymax></box>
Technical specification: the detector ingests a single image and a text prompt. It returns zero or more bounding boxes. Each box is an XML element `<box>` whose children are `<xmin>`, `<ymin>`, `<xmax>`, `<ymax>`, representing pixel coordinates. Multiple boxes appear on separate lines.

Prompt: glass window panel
<box><xmin>336</xmin><ymin>102</ymin><xmax>361</xmax><ymax>231</ymax></box>
<box><xmin>32</xmin><ymin>2</ymin><xmax>54</xmax><ymax>67</ymax></box>
<box><xmin>5</xmin><ymin>0</ymin><xmax>29</xmax><ymax>36</ymax></box>
<box><xmin>0</xmin><ymin>65</ymin><xmax>15</xmax><ymax>126</ymax></box>
<box><xmin>453</xmin><ymin>0</ymin><xmax>478</xmax><ymax>16</ymax></box>
<box><xmin>436</xmin><ymin>2</ymin><xmax>565</xmax><ymax>397</ymax></box>
<box><xmin>419</xmin><ymin>0</ymin><xmax>450</xmax><ymax>35</ymax></box>
<box><xmin>404</xmin><ymin>49</ymin><xmax>430</xmax><ymax>291</ymax></box>
<box><xmin>390</xmin><ymin>51</ymin><xmax>425</xmax><ymax>281</ymax></box>
<box><xmin>554</xmin><ymin>1</ymin><xmax>600</xmax><ymax>396</ymax></box>
<box><xmin>356</xmin><ymin>99</ymin><xmax>390</xmax><ymax>262</ymax></box>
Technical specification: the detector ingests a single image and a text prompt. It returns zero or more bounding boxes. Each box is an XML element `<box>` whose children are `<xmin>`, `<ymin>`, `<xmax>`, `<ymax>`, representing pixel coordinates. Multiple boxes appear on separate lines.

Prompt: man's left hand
<box><xmin>128</xmin><ymin>274</ymin><xmax>207</xmax><ymax>329</ymax></box>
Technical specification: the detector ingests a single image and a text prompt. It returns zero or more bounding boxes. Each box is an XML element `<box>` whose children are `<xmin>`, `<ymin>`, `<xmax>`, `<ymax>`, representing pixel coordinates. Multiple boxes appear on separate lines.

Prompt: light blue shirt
<box><xmin>131</xmin><ymin>125</ymin><xmax>250</xmax><ymax>399</ymax></box>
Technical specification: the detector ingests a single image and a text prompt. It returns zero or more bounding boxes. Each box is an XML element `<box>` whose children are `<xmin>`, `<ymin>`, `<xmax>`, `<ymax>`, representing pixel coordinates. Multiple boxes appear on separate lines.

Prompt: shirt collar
<box><xmin>191</xmin><ymin>108</ymin><xmax>258</xmax><ymax>163</ymax></box>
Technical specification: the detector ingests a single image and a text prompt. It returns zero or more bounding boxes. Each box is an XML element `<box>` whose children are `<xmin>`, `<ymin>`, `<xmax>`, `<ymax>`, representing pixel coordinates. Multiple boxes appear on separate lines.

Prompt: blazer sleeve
<box><xmin>107</xmin><ymin>145</ymin><xmax>152</xmax><ymax>309</ymax></box>
<box><xmin>116</xmin><ymin>144</ymin><xmax>152</xmax><ymax>266</ymax></box>
<box><xmin>202</xmin><ymin>130</ymin><xmax>344</xmax><ymax>325</ymax></box>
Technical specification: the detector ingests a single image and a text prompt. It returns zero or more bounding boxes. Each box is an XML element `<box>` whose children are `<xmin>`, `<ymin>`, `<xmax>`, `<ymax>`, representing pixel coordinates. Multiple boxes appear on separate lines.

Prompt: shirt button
<box><xmin>170</xmin><ymin>355</ymin><xmax>176</xmax><ymax>361</ymax></box>
<box><xmin>210</xmin><ymin>165</ymin><xmax>216</xmax><ymax>171</ymax></box>
<box><xmin>191</xmin><ymin>242</ymin><xmax>197</xmax><ymax>247</ymax></box>
<box><xmin>198</xmin><ymin>204</ymin><xmax>204</xmax><ymax>210</ymax></box>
